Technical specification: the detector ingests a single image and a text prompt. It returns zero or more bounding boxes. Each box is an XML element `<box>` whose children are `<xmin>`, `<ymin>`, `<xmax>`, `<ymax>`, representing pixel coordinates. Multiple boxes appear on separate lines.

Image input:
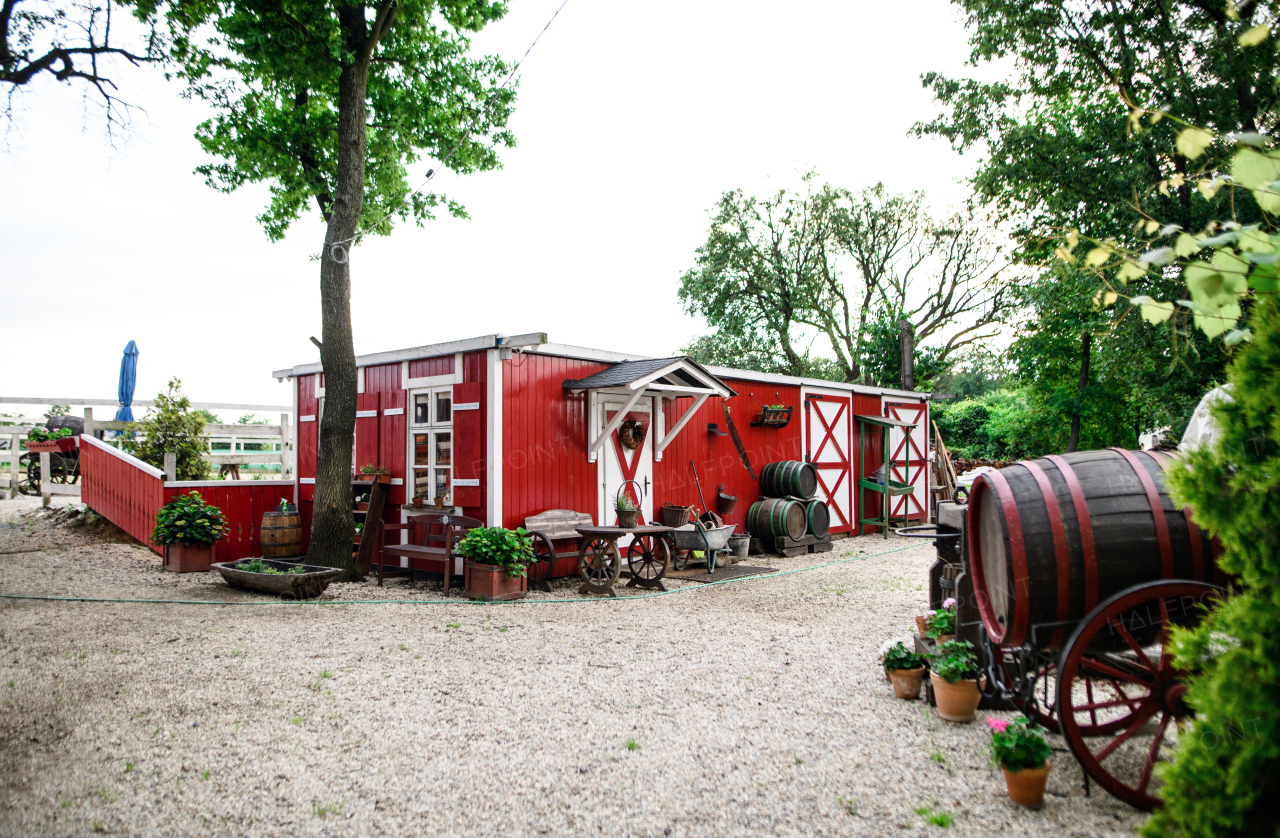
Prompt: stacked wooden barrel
<box><xmin>747</xmin><ymin>461</ymin><xmax>831</xmax><ymax>541</ymax></box>
<box><xmin>261</xmin><ymin>507</ymin><xmax>303</xmax><ymax>558</ymax></box>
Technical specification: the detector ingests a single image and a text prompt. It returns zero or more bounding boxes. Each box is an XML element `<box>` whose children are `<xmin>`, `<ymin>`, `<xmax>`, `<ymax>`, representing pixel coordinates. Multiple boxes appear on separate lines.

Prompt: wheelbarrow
<box><xmin>668</xmin><ymin>521</ymin><xmax>735</xmax><ymax>573</ymax></box>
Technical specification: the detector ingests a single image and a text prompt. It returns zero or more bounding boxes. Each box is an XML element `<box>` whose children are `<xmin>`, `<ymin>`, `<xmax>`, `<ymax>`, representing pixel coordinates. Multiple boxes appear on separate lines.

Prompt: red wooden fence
<box><xmin>80</xmin><ymin>435</ymin><xmax>295</xmax><ymax>563</ymax></box>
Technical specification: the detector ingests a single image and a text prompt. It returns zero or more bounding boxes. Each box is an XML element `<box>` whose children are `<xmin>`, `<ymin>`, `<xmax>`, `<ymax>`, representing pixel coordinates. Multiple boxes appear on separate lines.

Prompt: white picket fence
<box><xmin>1</xmin><ymin>402</ymin><xmax>294</xmax><ymax>501</ymax></box>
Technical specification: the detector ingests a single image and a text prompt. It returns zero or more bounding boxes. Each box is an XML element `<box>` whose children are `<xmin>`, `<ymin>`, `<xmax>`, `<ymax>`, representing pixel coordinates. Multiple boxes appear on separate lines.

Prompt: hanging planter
<box><xmin>748</xmin><ymin>394</ymin><xmax>792</xmax><ymax>428</ymax></box>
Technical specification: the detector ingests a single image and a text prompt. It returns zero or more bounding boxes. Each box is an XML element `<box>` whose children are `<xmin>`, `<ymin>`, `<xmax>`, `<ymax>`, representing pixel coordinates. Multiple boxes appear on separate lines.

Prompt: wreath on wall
<box><xmin>619</xmin><ymin>420</ymin><xmax>647</xmax><ymax>451</ymax></box>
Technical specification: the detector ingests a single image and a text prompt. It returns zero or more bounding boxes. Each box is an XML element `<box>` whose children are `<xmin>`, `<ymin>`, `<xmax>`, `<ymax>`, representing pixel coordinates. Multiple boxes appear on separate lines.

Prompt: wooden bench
<box><xmin>376</xmin><ymin>513</ymin><xmax>482</xmax><ymax>593</ymax></box>
<box><xmin>524</xmin><ymin>509</ymin><xmax>594</xmax><ymax>593</ymax></box>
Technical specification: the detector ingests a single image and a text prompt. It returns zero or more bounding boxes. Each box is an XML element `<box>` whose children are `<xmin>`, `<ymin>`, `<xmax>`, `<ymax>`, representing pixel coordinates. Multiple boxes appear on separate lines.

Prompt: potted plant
<box><xmin>881</xmin><ymin>641</ymin><xmax>928</xmax><ymax>700</ymax></box>
<box><xmin>411</xmin><ymin>492</ymin><xmax>424</xmax><ymax>509</ymax></box>
<box><xmin>915</xmin><ymin>615</ymin><xmax>930</xmax><ymax>638</ymax></box>
<box><xmin>152</xmin><ymin>492</ymin><xmax>229</xmax><ymax>573</ymax></box>
<box><xmin>359</xmin><ymin>463</ymin><xmax>393</xmax><ymax>483</ymax></box>
<box><xmin>988</xmin><ymin>717</ymin><xmax>1052</xmax><ymax>808</ymax></box>
<box><xmin>457</xmin><ymin>526</ymin><xmax>535</xmax><ymax>601</ymax></box>
<box><xmin>433</xmin><ymin>494</ymin><xmax>445</xmax><ymax>510</ymax></box>
<box><xmin>25</xmin><ymin>426</ymin><xmax>77</xmax><ymax>453</ymax></box>
<box><xmin>353</xmin><ymin>523</ymin><xmax>364</xmax><ymax>544</ymax></box>
<box><xmin>616</xmin><ymin>493</ymin><xmax>640</xmax><ymax>529</ymax></box>
<box><xmin>356</xmin><ymin>493</ymin><xmax>370</xmax><ymax>512</ymax></box>
<box><xmin>928</xmin><ymin>640</ymin><xmax>982</xmax><ymax>722</ymax></box>
<box><xmin>927</xmin><ymin>598</ymin><xmax>958</xmax><ymax>644</ymax></box>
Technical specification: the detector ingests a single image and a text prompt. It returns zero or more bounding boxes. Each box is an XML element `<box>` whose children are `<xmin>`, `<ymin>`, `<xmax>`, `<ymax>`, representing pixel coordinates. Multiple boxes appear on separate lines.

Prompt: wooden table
<box><xmin>574</xmin><ymin>525</ymin><xmax>675</xmax><ymax>596</ymax></box>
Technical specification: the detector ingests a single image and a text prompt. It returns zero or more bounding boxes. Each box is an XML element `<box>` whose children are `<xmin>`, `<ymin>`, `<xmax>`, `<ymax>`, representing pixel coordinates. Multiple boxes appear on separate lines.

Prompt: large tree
<box><xmin>157</xmin><ymin>0</ymin><xmax>517</xmax><ymax>576</ymax></box>
<box><xmin>678</xmin><ymin>176</ymin><xmax>1008</xmax><ymax>386</ymax></box>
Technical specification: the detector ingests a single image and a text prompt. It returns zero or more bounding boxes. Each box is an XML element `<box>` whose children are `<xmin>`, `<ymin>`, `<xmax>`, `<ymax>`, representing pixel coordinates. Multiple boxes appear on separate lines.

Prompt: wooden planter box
<box><xmin>163</xmin><ymin>543</ymin><xmax>216</xmax><ymax>573</ymax></box>
<box><xmin>750</xmin><ymin>406</ymin><xmax>792</xmax><ymax>428</ymax></box>
<box><xmin>26</xmin><ymin>437</ymin><xmax>77</xmax><ymax>453</ymax></box>
<box><xmin>464</xmin><ymin>560</ymin><xmax>527</xmax><ymax>601</ymax></box>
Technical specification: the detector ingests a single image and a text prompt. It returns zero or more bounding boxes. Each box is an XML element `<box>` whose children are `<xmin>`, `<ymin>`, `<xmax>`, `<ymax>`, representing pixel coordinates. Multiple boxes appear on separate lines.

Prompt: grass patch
<box><xmin>312</xmin><ymin>800</ymin><xmax>343</xmax><ymax>818</ymax></box>
<box><xmin>446</xmin><ymin>623</ymin><xmax>460</xmax><ymax>629</ymax></box>
<box><xmin>60</xmin><ymin>800</ymin><xmax>73</xmax><ymax>809</ymax></box>
<box><xmin>930</xmin><ymin>749</ymin><xmax>945</xmax><ymax>764</ymax></box>
<box><xmin>93</xmin><ymin>820</ymin><xmax>105</xmax><ymax>832</ymax></box>
<box><xmin>837</xmin><ymin>796</ymin><xmax>857</xmax><ymax>815</ymax></box>
<box><xmin>319</xmin><ymin>670</ymin><xmax>333</xmax><ymax>679</ymax></box>
<box><xmin>97</xmin><ymin>788</ymin><xmax>116</xmax><ymax>804</ymax></box>
<box><xmin>124</xmin><ymin>762</ymin><xmax>135</xmax><ymax>773</ymax></box>
<box><xmin>624</xmin><ymin>738</ymin><xmax>641</xmax><ymax>751</ymax></box>
<box><xmin>290</xmin><ymin>716</ymin><xmax>304</xmax><ymax>726</ymax></box>
<box><xmin>914</xmin><ymin>805</ymin><xmax>954</xmax><ymax>828</ymax></box>
<box><xmin>230</xmin><ymin>650</ymin><xmax>242</xmax><ymax>657</ymax></box>
<box><xmin>200</xmin><ymin>769</ymin><xmax>211</xmax><ymax>780</ymax></box>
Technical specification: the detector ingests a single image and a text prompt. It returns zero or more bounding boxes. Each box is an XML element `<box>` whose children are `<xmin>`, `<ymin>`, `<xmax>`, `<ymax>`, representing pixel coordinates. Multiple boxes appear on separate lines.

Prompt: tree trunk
<box><xmin>1065</xmin><ymin>331</ymin><xmax>1091</xmax><ymax>453</ymax></box>
<box><xmin>305</xmin><ymin>57</ymin><xmax>370</xmax><ymax>580</ymax></box>
<box><xmin>898</xmin><ymin>320</ymin><xmax>915</xmax><ymax>391</ymax></box>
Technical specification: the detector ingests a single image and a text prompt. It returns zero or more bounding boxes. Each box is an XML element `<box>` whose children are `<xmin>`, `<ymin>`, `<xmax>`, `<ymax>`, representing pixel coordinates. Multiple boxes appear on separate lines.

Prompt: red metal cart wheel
<box><xmin>1057</xmin><ymin>580</ymin><xmax>1225</xmax><ymax>810</ymax></box>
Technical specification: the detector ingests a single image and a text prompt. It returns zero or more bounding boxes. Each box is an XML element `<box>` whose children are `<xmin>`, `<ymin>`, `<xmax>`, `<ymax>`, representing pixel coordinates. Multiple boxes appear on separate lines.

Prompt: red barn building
<box><xmin>272</xmin><ymin>332</ymin><xmax>932</xmax><ymax>570</ymax></box>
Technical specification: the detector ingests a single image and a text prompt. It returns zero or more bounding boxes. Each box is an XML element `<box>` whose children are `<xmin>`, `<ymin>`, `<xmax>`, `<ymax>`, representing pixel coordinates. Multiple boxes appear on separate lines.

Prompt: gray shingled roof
<box><xmin>563</xmin><ymin>357</ymin><xmax>736</xmax><ymax>396</ymax></box>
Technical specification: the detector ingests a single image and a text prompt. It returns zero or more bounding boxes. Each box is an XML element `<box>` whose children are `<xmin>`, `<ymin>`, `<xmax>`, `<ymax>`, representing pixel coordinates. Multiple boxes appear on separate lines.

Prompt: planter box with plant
<box><xmin>928</xmin><ymin>639</ymin><xmax>981</xmax><ymax>722</ymax></box>
<box><xmin>152</xmin><ymin>492</ymin><xmax>229</xmax><ymax>573</ymax></box>
<box><xmin>26</xmin><ymin>427</ymin><xmax>77</xmax><ymax>453</ymax></box>
<box><xmin>881</xmin><ymin>640</ymin><xmax>928</xmax><ymax>700</ymax></box>
<box><xmin>212</xmin><ymin>558</ymin><xmax>342</xmax><ymax>598</ymax></box>
<box><xmin>988</xmin><ymin>717</ymin><xmax>1052</xmax><ymax>808</ymax></box>
<box><xmin>926</xmin><ymin>598</ymin><xmax>957</xmax><ymax>644</ymax></box>
<box><xmin>458</xmin><ymin>526</ymin><xmax>534</xmax><ymax>601</ymax></box>
<box><xmin>359</xmin><ymin>463</ymin><xmax>393</xmax><ymax>483</ymax></box>
<box><xmin>411</xmin><ymin>492</ymin><xmax>425</xmax><ymax>509</ymax></box>
<box><xmin>615</xmin><ymin>491</ymin><xmax>639</xmax><ymax>529</ymax></box>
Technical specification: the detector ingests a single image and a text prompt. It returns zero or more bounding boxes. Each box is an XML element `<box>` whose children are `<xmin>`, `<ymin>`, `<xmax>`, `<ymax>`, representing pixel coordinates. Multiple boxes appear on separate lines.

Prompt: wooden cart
<box><xmin>574</xmin><ymin>525</ymin><xmax>674</xmax><ymax>597</ymax></box>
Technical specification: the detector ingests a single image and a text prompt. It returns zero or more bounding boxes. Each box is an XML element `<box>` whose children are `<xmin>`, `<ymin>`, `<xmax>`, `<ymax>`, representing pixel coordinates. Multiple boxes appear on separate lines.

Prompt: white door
<box><xmin>803</xmin><ymin>389</ymin><xmax>853</xmax><ymax>534</ymax></box>
<box><xmin>599</xmin><ymin>398</ymin><xmax>653</xmax><ymax>547</ymax></box>
<box><xmin>882</xmin><ymin>399</ymin><xmax>929</xmax><ymax>521</ymax></box>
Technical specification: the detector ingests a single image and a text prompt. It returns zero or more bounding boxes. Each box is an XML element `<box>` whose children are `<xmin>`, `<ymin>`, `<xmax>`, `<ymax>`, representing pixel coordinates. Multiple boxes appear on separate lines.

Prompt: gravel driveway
<box><xmin>0</xmin><ymin>498</ymin><xmax>1146</xmax><ymax>837</ymax></box>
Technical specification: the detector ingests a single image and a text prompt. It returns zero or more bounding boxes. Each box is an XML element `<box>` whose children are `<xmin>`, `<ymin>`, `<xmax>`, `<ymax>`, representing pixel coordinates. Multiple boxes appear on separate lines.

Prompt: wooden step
<box><xmin>749</xmin><ymin>532</ymin><xmax>834</xmax><ymax>558</ymax></box>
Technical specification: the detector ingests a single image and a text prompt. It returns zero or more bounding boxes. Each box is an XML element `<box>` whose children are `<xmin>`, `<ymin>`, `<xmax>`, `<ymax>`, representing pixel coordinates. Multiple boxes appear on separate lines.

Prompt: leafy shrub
<box><xmin>27</xmin><ymin>427</ymin><xmax>74</xmax><ymax>442</ymax></box>
<box><xmin>987</xmin><ymin>717</ymin><xmax>1051</xmax><ymax>772</ymax></box>
<box><xmin>455</xmin><ymin>526</ymin><xmax>535</xmax><ymax>578</ymax></box>
<box><xmin>928</xmin><ymin>640</ymin><xmax>977</xmax><ymax>684</ymax></box>
<box><xmin>123</xmin><ymin>378</ymin><xmax>208</xmax><ymax>481</ymax></box>
<box><xmin>881</xmin><ymin>641</ymin><xmax>925</xmax><ymax>672</ymax></box>
<box><xmin>152</xmin><ymin>493</ymin><xmax>228</xmax><ymax>546</ymax></box>
<box><xmin>234</xmin><ymin>559</ymin><xmax>305</xmax><ymax>575</ymax></box>
<box><xmin>1145</xmin><ymin>296</ymin><xmax>1280</xmax><ymax>838</ymax></box>
<box><xmin>926</xmin><ymin>599</ymin><xmax>957</xmax><ymax>638</ymax></box>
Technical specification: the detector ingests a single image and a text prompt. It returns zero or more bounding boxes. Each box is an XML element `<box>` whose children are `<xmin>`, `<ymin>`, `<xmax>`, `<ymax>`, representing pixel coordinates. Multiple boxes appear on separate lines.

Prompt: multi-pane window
<box><xmin>410</xmin><ymin>389</ymin><xmax>452</xmax><ymax>501</ymax></box>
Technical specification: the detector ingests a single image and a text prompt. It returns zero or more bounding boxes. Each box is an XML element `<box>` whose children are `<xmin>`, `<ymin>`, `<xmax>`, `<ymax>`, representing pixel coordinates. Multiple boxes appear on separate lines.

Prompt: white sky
<box><xmin>0</xmin><ymin>0</ymin><xmax>1000</xmax><ymax>420</ymax></box>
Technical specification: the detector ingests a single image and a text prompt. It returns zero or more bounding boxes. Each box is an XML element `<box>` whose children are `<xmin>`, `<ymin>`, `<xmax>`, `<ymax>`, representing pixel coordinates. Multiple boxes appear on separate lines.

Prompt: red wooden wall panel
<box><xmin>461</xmin><ymin>351</ymin><xmax>488</xmax><ymax>523</ymax></box>
<box><xmin>162</xmin><ymin>483</ymin><xmax>294</xmax><ymax>563</ymax></box>
<box><xmin>355</xmin><ymin>392</ymin><xmax>381</xmax><ymax>473</ymax></box>
<box><xmin>297</xmin><ymin>374</ymin><xmax>319</xmax><ymax>552</ymax></box>
<box><xmin>452</xmin><ymin>381</ymin><xmax>485</xmax><ymax>509</ymax></box>
<box><xmin>501</xmin><ymin>352</ymin><xmax>610</xmax><ymax>530</ymax></box>
<box><xmin>408</xmin><ymin>356</ymin><xmax>453</xmax><ymax>379</ymax></box>
<box><xmin>849</xmin><ymin>394</ymin><xmax>884</xmax><ymax>534</ymax></box>
<box><xmin>379</xmin><ymin>390</ymin><xmax>406</xmax><ymax>507</ymax></box>
<box><xmin>364</xmin><ymin>362</ymin><xmax>401</xmax><ymax>394</ymax></box>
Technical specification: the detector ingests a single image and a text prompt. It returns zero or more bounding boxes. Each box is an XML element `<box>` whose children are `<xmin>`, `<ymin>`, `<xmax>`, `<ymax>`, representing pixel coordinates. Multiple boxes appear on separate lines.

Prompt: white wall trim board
<box><xmin>272</xmin><ymin>332</ymin><xmax>547</xmax><ymax>379</ymax></box>
<box><xmin>3</xmin><ymin>397</ymin><xmax>291</xmax><ymax>412</ymax></box>
<box><xmin>79</xmin><ymin>434</ymin><xmax>165</xmax><ymax>479</ymax></box>
<box><xmin>164</xmin><ymin>480</ymin><xmax>295</xmax><ymax>488</ymax></box>
<box><xmin>404</xmin><ymin>373</ymin><xmax>456</xmax><ymax>390</ymax></box>
<box><xmin>486</xmin><ymin>348</ymin><xmax>503</xmax><ymax>527</ymax></box>
<box><xmin>357</xmin><ymin>367</ymin><xmax>365</xmax><ymax>393</ymax></box>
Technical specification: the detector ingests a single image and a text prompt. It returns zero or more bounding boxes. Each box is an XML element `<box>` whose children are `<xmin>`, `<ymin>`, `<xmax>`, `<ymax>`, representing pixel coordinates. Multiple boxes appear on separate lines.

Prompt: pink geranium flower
<box><xmin>943</xmin><ymin>597</ymin><xmax>957</xmax><ymax>609</ymax></box>
<box><xmin>987</xmin><ymin>717</ymin><xmax>1009</xmax><ymax>733</ymax></box>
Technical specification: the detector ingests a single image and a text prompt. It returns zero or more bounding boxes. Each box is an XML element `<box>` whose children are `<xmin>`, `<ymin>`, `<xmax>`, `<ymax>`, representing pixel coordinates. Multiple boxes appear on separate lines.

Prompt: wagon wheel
<box><xmin>1057</xmin><ymin>580</ymin><xmax>1225</xmax><ymax>811</ymax></box>
<box><xmin>528</xmin><ymin>532</ymin><xmax>557</xmax><ymax>592</ymax></box>
<box><xmin>17</xmin><ymin>455</ymin><xmax>38</xmax><ymax>496</ymax></box>
<box><xmin>577</xmin><ymin>537</ymin><xmax>620</xmax><ymax>589</ymax></box>
<box><xmin>626</xmin><ymin>534</ymin><xmax>670</xmax><ymax>586</ymax></box>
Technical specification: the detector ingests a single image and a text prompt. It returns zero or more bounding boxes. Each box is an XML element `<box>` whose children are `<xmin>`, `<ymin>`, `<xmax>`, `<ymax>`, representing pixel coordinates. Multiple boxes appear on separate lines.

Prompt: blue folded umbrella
<box><xmin>115</xmin><ymin>341</ymin><xmax>138</xmax><ymax>423</ymax></box>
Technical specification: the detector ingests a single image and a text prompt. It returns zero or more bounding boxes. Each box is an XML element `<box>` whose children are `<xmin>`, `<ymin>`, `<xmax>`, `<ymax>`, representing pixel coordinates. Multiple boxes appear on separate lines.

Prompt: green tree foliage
<box><xmin>678</xmin><ymin>175</ymin><xmax>1008</xmax><ymax>385</ymax></box>
<box><xmin>1149</xmin><ymin>295</ymin><xmax>1280</xmax><ymax>838</ymax></box>
<box><xmin>123</xmin><ymin>378</ymin><xmax>209</xmax><ymax>481</ymax></box>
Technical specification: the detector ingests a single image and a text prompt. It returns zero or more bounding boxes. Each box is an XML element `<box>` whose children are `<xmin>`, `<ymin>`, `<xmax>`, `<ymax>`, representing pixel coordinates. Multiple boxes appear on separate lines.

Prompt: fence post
<box><xmin>40</xmin><ymin>451</ymin><xmax>51</xmax><ymax>508</ymax></box>
<box><xmin>163</xmin><ymin>453</ymin><xmax>176</xmax><ymax>483</ymax></box>
<box><xmin>83</xmin><ymin>407</ymin><xmax>95</xmax><ymax>440</ymax></box>
<box><xmin>280</xmin><ymin>412</ymin><xmax>291</xmax><ymax>479</ymax></box>
<box><xmin>7</xmin><ymin>432</ymin><xmax>19</xmax><ymax>499</ymax></box>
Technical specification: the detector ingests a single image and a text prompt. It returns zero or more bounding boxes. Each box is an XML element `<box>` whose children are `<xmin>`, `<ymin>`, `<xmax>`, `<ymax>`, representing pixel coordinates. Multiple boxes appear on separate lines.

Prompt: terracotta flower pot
<box><xmin>934</xmin><ymin>633</ymin><xmax>955</xmax><ymax>645</ymax></box>
<box><xmin>915</xmin><ymin>615</ymin><xmax>929</xmax><ymax>637</ymax></box>
<box><xmin>162</xmin><ymin>543</ymin><xmax>216</xmax><ymax>573</ymax></box>
<box><xmin>1003</xmin><ymin>762</ymin><xmax>1051</xmax><ymax>808</ymax></box>
<box><xmin>411</xmin><ymin>497</ymin><xmax>423</xmax><ymax>509</ymax></box>
<box><xmin>930</xmin><ymin>672</ymin><xmax>981</xmax><ymax>722</ymax></box>
<box><xmin>890</xmin><ymin>666</ymin><xmax>926</xmax><ymax>700</ymax></box>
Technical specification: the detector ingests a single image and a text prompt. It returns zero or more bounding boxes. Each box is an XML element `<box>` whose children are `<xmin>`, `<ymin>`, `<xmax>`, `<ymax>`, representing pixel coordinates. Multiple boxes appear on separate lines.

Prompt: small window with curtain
<box><xmin>409</xmin><ymin>386</ymin><xmax>452</xmax><ymax>501</ymax></box>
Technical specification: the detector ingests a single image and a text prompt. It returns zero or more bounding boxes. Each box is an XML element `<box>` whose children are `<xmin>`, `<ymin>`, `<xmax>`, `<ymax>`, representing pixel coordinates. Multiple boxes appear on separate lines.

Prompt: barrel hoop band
<box><xmin>1112</xmin><ymin>448</ymin><xmax>1174</xmax><ymax>579</ymax></box>
<box><xmin>965</xmin><ymin>476</ymin><xmax>1006</xmax><ymax>645</ymax></box>
<box><xmin>1021</xmin><ymin>460</ymin><xmax>1071</xmax><ymax>629</ymax></box>
<box><xmin>1146</xmin><ymin>451</ymin><xmax>1206</xmax><ymax>580</ymax></box>
<box><xmin>985</xmin><ymin>468</ymin><xmax>1030</xmax><ymax>646</ymax></box>
<box><xmin>1045</xmin><ymin>454</ymin><xmax>1098</xmax><ymax>612</ymax></box>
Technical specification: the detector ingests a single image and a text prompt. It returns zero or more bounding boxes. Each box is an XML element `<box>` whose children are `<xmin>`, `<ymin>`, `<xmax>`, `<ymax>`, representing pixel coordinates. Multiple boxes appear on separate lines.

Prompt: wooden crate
<box><xmin>749</xmin><ymin>532</ymin><xmax>834</xmax><ymax>558</ymax></box>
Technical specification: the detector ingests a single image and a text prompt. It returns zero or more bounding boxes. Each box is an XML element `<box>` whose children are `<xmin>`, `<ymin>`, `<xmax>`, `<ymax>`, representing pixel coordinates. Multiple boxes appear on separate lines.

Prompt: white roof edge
<box><xmin>271</xmin><ymin>332</ymin><xmax>549</xmax><ymax>379</ymax></box>
<box><xmin>702</xmin><ymin>365</ymin><xmax>930</xmax><ymax>399</ymax></box>
<box><xmin>523</xmin><ymin>342</ymin><xmax>652</xmax><ymax>364</ymax></box>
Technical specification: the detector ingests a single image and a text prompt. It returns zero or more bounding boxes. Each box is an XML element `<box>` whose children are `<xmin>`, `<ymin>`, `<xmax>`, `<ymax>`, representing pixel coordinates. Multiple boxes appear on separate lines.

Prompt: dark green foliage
<box><xmin>932</xmin><ymin>388</ymin><xmax>1057</xmax><ymax>459</ymax></box>
<box><xmin>152</xmin><ymin>492</ymin><xmax>228</xmax><ymax>546</ymax></box>
<box><xmin>454</xmin><ymin>526</ymin><xmax>534</xmax><ymax>578</ymax></box>
<box><xmin>123</xmin><ymin>379</ymin><xmax>209</xmax><ymax>481</ymax></box>
<box><xmin>987</xmin><ymin>718</ymin><xmax>1052</xmax><ymax>772</ymax></box>
<box><xmin>881</xmin><ymin>641</ymin><xmax>926</xmax><ymax>672</ymax></box>
<box><xmin>1147</xmin><ymin>295</ymin><xmax>1280</xmax><ymax>838</ymax></box>
<box><xmin>927</xmin><ymin>640</ymin><xmax>978</xmax><ymax>684</ymax></box>
<box><xmin>926</xmin><ymin>603</ymin><xmax>956</xmax><ymax>639</ymax></box>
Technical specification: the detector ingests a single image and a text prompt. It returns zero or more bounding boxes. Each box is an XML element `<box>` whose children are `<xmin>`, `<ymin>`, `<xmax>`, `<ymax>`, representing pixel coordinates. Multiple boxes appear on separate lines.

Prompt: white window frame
<box><xmin>408</xmin><ymin>386</ymin><xmax>454</xmax><ymax>503</ymax></box>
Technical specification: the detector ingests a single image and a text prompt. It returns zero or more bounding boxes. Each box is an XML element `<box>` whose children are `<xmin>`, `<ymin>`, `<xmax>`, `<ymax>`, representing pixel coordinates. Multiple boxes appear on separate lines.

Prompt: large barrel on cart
<box><xmin>965</xmin><ymin>448</ymin><xmax>1227</xmax><ymax>812</ymax></box>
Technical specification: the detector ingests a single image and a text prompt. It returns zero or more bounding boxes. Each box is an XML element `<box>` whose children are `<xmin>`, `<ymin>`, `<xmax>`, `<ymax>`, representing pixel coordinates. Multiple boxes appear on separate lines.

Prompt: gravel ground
<box><xmin>0</xmin><ymin>496</ymin><xmax>1147</xmax><ymax>837</ymax></box>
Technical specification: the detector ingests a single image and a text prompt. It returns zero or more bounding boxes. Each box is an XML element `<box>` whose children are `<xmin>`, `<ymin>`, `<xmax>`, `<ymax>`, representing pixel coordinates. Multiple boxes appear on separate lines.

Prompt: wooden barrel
<box><xmin>967</xmin><ymin>448</ymin><xmax>1219</xmax><ymax>648</ymax></box>
<box><xmin>747</xmin><ymin>498</ymin><xmax>806</xmax><ymax>541</ymax></box>
<box><xmin>261</xmin><ymin>510</ymin><xmax>303</xmax><ymax>558</ymax></box>
<box><xmin>760</xmin><ymin>461</ymin><xmax>817</xmax><ymax>499</ymax></box>
<box><xmin>799</xmin><ymin>498</ymin><xmax>830</xmax><ymax>539</ymax></box>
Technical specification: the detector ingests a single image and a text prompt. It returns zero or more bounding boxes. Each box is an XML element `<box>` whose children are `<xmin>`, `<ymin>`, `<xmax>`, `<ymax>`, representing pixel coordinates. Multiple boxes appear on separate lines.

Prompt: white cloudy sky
<box><xmin>0</xmin><ymin>0</ymin><xmax>1003</xmax><ymax>419</ymax></box>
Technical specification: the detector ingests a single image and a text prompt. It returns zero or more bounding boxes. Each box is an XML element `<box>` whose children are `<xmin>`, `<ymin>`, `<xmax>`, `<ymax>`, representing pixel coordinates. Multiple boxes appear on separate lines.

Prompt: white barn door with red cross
<box><xmin>599</xmin><ymin>399</ymin><xmax>653</xmax><ymax>548</ymax></box>
<box><xmin>803</xmin><ymin>389</ymin><xmax>853</xmax><ymax>535</ymax></box>
<box><xmin>882</xmin><ymin>399</ymin><xmax>929</xmax><ymax>521</ymax></box>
